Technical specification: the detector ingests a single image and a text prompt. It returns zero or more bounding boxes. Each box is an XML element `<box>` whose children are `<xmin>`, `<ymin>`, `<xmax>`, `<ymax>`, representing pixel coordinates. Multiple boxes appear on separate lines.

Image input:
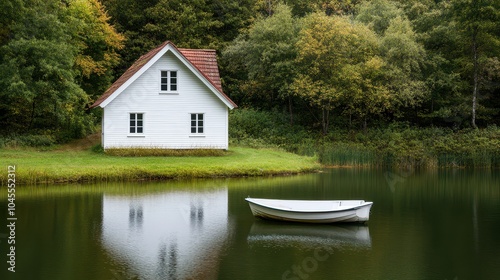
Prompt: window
<box><xmin>191</xmin><ymin>114</ymin><xmax>204</xmax><ymax>134</ymax></box>
<box><xmin>130</xmin><ymin>113</ymin><xmax>143</xmax><ymax>134</ymax></box>
<box><xmin>160</xmin><ymin>70</ymin><xmax>177</xmax><ymax>92</ymax></box>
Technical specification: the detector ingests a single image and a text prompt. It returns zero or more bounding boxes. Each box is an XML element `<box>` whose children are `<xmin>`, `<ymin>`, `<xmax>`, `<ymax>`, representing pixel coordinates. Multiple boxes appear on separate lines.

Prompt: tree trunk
<box><xmin>322</xmin><ymin>108</ymin><xmax>329</xmax><ymax>135</ymax></box>
<box><xmin>29</xmin><ymin>100</ymin><xmax>36</xmax><ymax>129</ymax></box>
<box><xmin>472</xmin><ymin>34</ymin><xmax>478</xmax><ymax>129</ymax></box>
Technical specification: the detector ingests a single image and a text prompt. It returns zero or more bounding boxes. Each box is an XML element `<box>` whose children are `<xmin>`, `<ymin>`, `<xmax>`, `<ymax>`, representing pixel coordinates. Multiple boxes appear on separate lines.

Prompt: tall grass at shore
<box><xmin>318</xmin><ymin>143</ymin><xmax>376</xmax><ymax>167</ymax></box>
<box><xmin>229</xmin><ymin>109</ymin><xmax>500</xmax><ymax>168</ymax></box>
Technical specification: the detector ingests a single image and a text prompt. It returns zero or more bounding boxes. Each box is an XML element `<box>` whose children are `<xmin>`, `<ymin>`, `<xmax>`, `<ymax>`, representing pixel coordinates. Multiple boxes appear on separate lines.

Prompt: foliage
<box><xmin>222</xmin><ymin>4</ymin><xmax>300</xmax><ymax>114</ymax></box>
<box><xmin>292</xmin><ymin>13</ymin><xmax>383</xmax><ymax>133</ymax></box>
<box><xmin>68</xmin><ymin>0</ymin><xmax>124</xmax><ymax>100</ymax></box>
<box><xmin>0</xmin><ymin>0</ymin><xmax>123</xmax><ymax>142</ymax></box>
<box><xmin>0</xmin><ymin>134</ymin><xmax>56</xmax><ymax>148</ymax></box>
<box><xmin>102</xmin><ymin>0</ymin><xmax>256</xmax><ymax>73</ymax></box>
<box><xmin>229</xmin><ymin>107</ymin><xmax>313</xmax><ymax>149</ymax></box>
<box><xmin>1</xmin><ymin>0</ymin><xmax>500</xmax><ymax>152</ymax></box>
<box><xmin>356</xmin><ymin>0</ymin><xmax>403</xmax><ymax>35</ymax></box>
<box><xmin>229</xmin><ymin>108</ymin><xmax>500</xmax><ymax>168</ymax></box>
<box><xmin>451</xmin><ymin>0</ymin><xmax>500</xmax><ymax>128</ymax></box>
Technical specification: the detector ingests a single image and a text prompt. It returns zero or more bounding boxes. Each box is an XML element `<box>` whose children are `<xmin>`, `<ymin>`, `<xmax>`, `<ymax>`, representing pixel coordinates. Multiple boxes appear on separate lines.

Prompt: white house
<box><xmin>90</xmin><ymin>41</ymin><xmax>237</xmax><ymax>150</ymax></box>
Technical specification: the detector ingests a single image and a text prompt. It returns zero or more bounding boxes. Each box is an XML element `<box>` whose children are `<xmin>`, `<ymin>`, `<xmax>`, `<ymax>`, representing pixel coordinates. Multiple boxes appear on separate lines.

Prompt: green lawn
<box><xmin>1</xmin><ymin>146</ymin><xmax>320</xmax><ymax>185</ymax></box>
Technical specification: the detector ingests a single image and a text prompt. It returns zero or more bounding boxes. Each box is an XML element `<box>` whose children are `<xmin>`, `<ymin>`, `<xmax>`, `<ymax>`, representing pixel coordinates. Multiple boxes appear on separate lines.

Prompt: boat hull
<box><xmin>245</xmin><ymin>198</ymin><xmax>373</xmax><ymax>223</ymax></box>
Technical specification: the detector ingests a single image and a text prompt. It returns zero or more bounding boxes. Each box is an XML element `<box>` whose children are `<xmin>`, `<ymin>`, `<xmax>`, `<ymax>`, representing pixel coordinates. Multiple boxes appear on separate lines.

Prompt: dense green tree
<box><xmin>0</xmin><ymin>0</ymin><xmax>24</xmax><ymax>46</ymax></box>
<box><xmin>356</xmin><ymin>0</ymin><xmax>403</xmax><ymax>35</ymax></box>
<box><xmin>379</xmin><ymin>16</ymin><xmax>428</xmax><ymax>113</ymax></box>
<box><xmin>223</xmin><ymin>4</ymin><xmax>300</xmax><ymax>122</ymax></box>
<box><xmin>143</xmin><ymin>0</ymin><xmax>223</xmax><ymax>49</ymax></box>
<box><xmin>253</xmin><ymin>0</ymin><xmax>363</xmax><ymax>17</ymax></box>
<box><xmin>356</xmin><ymin>1</ymin><xmax>428</xmax><ymax>121</ymax></box>
<box><xmin>101</xmin><ymin>0</ymin><xmax>160</xmax><ymax>73</ymax></box>
<box><xmin>412</xmin><ymin>0</ymin><xmax>500</xmax><ymax>127</ymax></box>
<box><xmin>0</xmin><ymin>0</ymin><xmax>123</xmax><ymax>140</ymax></box>
<box><xmin>451</xmin><ymin>0</ymin><xmax>500</xmax><ymax>128</ymax></box>
<box><xmin>409</xmin><ymin>1</ymin><xmax>467</xmax><ymax>127</ymax></box>
<box><xmin>103</xmin><ymin>0</ymin><xmax>256</xmax><ymax>75</ymax></box>
<box><xmin>0</xmin><ymin>0</ymin><xmax>84</xmax><ymax>135</ymax></box>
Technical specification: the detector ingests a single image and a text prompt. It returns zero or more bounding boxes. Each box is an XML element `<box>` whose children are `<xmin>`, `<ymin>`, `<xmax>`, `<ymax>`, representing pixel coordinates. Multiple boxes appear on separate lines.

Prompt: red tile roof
<box><xmin>90</xmin><ymin>41</ymin><xmax>236</xmax><ymax>108</ymax></box>
<box><xmin>178</xmin><ymin>48</ymin><xmax>223</xmax><ymax>93</ymax></box>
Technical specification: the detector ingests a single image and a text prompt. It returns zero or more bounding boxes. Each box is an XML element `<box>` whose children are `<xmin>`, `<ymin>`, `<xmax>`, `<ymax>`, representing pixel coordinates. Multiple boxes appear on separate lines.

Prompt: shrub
<box><xmin>0</xmin><ymin>134</ymin><xmax>56</xmax><ymax>148</ymax></box>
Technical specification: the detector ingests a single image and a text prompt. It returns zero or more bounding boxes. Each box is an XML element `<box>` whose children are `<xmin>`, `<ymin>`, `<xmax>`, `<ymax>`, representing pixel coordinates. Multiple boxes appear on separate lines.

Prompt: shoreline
<box><xmin>1</xmin><ymin>146</ymin><xmax>321</xmax><ymax>185</ymax></box>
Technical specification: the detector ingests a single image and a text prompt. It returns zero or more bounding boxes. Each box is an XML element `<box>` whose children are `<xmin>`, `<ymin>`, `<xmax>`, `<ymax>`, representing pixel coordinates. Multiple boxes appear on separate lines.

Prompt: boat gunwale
<box><xmin>245</xmin><ymin>198</ymin><xmax>373</xmax><ymax>214</ymax></box>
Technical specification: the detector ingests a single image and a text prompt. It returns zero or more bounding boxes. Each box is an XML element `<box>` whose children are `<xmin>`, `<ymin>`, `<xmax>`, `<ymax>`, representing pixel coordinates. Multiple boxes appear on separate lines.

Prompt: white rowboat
<box><xmin>245</xmin><ymin>198</ymin><xmax>373</xmax><ymax>223</ymax></box>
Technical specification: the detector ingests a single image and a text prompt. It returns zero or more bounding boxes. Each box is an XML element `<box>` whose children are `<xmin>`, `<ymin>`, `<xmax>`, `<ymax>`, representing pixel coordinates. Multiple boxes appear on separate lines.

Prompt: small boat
<box><xmin>245</xmin><ymin>198</ymin><xmax>373</xmax><ymax>223</ymax></box>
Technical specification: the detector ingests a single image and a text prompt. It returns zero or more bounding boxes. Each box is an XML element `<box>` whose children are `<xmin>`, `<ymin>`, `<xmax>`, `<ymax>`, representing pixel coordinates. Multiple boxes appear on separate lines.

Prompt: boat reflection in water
<box><xmin>247</xmin><ymin>220</ymin><xmax>371</xmax><ymax>249</ymax></box>
<box><xmin>101</xmin><ymin>189</ymin><xmax>230</xmax><ymax>280</ymax></box>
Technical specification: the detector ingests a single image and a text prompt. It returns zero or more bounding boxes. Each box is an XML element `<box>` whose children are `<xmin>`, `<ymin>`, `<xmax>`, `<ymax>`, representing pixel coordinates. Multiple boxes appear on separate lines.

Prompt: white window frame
<box><xmin>190</xmin><ymin>113</ymin><xmax>205</xmax><ymax>136</ymax></box>
<box><xmin>128</xmin><ymin>113</ymin><xmax>145</xmax><ymax>136</ymax></box>
<box><xmin>159</xmin><ymin>70</ymin><xmax>178</xmax><ymax>94</ymax></box>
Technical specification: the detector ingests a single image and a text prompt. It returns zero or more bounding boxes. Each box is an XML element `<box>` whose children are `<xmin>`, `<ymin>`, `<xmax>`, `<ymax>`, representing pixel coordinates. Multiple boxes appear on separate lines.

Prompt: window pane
<box><xmin>191</xmin><ymin>114</ymin><xmax>196</xmax><ymax>120</ymax></box>
<box><xmin>137</xmin><ymin>127</ymin><xmax>143</xmax><ymax>133</ymax></box>
<box><xmin>130</xmin><ymin>127</ymin><xmax>135</xmax><ymax>133</ymax></box>
<box><xmin>199</xmin><ymin>127</ymin><xmax>203</xmax><ymax>133</ymax></box>
<box><xmin>130</xmin><ymin>114</ymin><xmax>135</xmax><ymax>120</ymax></box>
<box><xmin>161</xmin><ymin>71</ymin><xmax>168</xmax><ymax>78</ymax></box>
<box><xmin>191</xmin><ymin>127</ymin><xmax>196</xmax><ymax>133</ymax></box>
<box><xmin>198</xmin><ymin>114</ymin><xmax>203</xmax><ymax>120</ymax></box>
<box><xmin>137</xmin><ymin>114</ymin><xmax>143</xmax><ymax>120</ymax></box>
<box><xmin>170</xmin><ymin>71</ymin><xmax>177</xmax><ymax>78</ymax></box>
<box><xmin>130</xmin><ymin>120</ymin><xmax>135</xmax><ymax>127</ymax></box>
<box><xmin>137</xmin><ymin>121</ymin><xmax>143</xmax><ymax>126</ymax></box>
<box><xmin>170</xmin><ymin>85</ymin><xmax>177</xmax><ymax>91</ymax></box>
<box><xmin>161</xmin><ymin>85</ymin><xmax>169</xmax><ymax>91</ymax></box>
<box><xmin>198</xmin><ymin>120</ymin><xmax>203</xmax><ymax>127</ymax></box>
<box><xmin>191</xmin><ymin>120</ymin><xmax>196</xmax><ymax>127</ymax></box>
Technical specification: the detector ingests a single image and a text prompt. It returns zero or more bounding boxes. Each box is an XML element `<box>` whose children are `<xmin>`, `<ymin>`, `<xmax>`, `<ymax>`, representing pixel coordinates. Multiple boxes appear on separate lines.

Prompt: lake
<box><xmin>1</xmin><ymin>168</ymin><xmax>499</xmax><ymax>280</ymax></box>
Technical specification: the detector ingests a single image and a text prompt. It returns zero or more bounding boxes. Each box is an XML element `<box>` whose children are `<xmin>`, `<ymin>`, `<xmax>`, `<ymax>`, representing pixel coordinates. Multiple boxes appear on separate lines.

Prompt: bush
<box><xmin>0</xmin><ymin>134</ymin><xmax>56</xmax><ymax>148</ymax></box>
<box><xmin>229</xmin><ymin>108</ymin><xmax>314</xmax><ymax>149</ymax></box>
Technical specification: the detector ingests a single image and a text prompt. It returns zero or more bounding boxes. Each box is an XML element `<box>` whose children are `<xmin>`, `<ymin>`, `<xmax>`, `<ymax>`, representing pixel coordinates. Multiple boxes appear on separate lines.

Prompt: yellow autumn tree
<box><xmin>68</xmin><ymin>0</ymin><xmax>124</xmax><ymax>100</ymax></box>
<box><xmin>292</xmin><ymin>13</ymin><xmax>387</xmax><ymax>133</ymax></box>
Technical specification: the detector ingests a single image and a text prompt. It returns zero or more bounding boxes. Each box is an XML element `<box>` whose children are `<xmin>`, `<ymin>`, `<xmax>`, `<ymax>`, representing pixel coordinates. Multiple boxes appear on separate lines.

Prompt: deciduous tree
<box><xmin>292</xmin><ymin>13</ymin><xmax>381</xmax><ymax>133</ymax></box>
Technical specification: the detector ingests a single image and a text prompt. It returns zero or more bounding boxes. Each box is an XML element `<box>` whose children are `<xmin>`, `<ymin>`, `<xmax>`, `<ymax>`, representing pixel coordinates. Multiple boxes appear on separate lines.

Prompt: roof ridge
<box><xmin>90</xmin><ymin>41</ymin><xmax>237</xmax><ymax>109</ymax></box>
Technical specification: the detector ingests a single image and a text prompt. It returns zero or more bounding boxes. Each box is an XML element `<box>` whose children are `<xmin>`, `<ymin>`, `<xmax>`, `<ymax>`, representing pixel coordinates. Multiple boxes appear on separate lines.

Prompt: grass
<box><xmin>104</xmin><ymin>147</ymin><xmax>227</xmax><ymax>157</ymax></box>
<box><xmin>0</xmin><ymin>146</ymin><xmax>320</xmax><ymax>185</ymax></box>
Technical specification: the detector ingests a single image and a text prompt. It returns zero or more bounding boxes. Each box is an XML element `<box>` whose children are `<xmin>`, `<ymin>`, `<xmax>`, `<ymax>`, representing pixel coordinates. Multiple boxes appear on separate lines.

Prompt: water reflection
<box><xmin>129</xmin><ymin>204</ymin><xmax>143</xmax><ymax>229</ymax></box>
<box><xmin>101</xmin><ymin>189</ymin><xmax>229</xmax><ymax>280</ymax></box>
<box><xmin>247</xmin><ymin>220</ymin><xmax>372</xmax><ymax>249</ymax></box>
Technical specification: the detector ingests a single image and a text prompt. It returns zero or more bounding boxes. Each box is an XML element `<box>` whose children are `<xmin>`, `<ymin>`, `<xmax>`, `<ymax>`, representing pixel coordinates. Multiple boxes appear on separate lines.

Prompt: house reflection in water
<box><xmin>101</xmin><ymin>189</ymin><xmax>229</xmax><ymax>279</ymax></box>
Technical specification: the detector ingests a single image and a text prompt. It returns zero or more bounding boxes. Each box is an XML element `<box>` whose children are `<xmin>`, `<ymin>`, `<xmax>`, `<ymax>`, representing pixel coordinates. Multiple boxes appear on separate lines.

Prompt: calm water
<box><xmin>1</xmin><ymin>169</ymin><xmax>499</xmax><ymax>280</ymax></box>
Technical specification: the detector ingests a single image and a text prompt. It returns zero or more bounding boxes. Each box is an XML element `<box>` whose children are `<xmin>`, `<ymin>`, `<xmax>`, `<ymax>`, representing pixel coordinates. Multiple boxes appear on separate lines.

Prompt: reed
<box><xmin>318</xmin><ymin>143</ymin><xmax>376</xmax><ymax>167</ymax></box>
<box><xmin>104</xmin><ymin>147</ymin><xmax>227</xmax><ymax>157</ymax></box>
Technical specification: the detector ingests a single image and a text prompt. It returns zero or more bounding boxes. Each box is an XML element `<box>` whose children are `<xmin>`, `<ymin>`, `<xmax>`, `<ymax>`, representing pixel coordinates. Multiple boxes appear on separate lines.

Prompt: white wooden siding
<box><xmin>103</xmin><ymin>51</ymin><xmax>229</xmax><ymax>149</ymax></box>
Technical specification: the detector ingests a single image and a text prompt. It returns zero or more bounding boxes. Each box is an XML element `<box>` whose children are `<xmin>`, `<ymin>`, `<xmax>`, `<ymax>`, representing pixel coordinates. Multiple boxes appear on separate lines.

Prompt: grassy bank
<box><xmin>0</xmin><ymin>146</ymin><xmax>320</xmax><ymax>185</ymax></box>
<box><xmin>230</xmin><ymin>109</ymin><xmax>500</xmax><ymax>168</ymax></box>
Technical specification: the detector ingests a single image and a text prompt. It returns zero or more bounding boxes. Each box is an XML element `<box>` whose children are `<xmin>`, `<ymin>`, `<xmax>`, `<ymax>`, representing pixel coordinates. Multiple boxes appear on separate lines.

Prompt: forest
<box><xmin>1</xmin><ymin>0</ymin><xmax>499</xmax><ymax>166</ymax></box>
